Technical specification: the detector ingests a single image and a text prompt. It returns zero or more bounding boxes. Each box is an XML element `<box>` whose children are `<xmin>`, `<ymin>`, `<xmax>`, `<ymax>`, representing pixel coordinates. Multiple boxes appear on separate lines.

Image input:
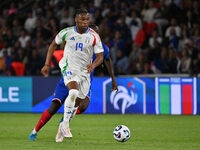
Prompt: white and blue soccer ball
<box><xmin>113</xmin><ymin>125</ymin><xmax>130</xmax><ymax>142</ymax></box>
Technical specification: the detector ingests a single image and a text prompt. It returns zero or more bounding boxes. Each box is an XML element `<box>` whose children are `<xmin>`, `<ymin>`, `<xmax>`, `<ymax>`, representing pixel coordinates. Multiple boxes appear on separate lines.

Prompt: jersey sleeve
<box><xmin>55</xmin><ymin>28</ymin><xmax>69</xmax><ymax>45</ymax></box>
<box><xmin>102</xmin><ymin>43</ymin><xmax>109</xmax><ymax>59</ymax></box>
<box><xmin>93</xmin><ymin>34</ymin><xmax>104</xmax><ymax>54</ymax></box>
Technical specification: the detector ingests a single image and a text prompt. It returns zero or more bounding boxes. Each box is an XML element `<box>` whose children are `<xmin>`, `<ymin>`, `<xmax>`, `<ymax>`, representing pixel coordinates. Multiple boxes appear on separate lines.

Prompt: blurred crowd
<box><xmin>0</xmin><ymin>0</ymin><xmax>200</xmax><ymax>76</ymax></box>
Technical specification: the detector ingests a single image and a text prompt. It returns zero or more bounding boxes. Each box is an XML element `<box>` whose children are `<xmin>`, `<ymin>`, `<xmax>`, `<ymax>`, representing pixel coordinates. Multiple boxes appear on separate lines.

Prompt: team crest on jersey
<box><xmin>85</xmin><ymin>37</ymin><xmax>90</xmax><ymax>44</ymax></box>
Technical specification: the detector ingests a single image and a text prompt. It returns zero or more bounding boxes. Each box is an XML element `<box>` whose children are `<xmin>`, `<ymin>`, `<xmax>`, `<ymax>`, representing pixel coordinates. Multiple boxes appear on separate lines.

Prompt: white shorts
<box><xmin>63</xmin><ymin>70</ymin><xmax>90</xmax><ymax>99</ymax></box>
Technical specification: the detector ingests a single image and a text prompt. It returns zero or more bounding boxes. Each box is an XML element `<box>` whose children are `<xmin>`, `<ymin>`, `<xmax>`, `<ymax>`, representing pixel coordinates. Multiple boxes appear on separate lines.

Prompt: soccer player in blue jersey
<box><xmin>29</xmin><ymin>23</ymin><xmax>118</xmax><ymax>141</ymax></box>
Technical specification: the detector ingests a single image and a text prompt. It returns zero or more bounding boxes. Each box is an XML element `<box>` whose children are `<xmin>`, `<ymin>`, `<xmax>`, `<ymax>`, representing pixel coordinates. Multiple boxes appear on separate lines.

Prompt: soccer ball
<box><xmin>113</xmin><ymin>125</ymin><xmax>130</xmax><ymax>142</ymax></box>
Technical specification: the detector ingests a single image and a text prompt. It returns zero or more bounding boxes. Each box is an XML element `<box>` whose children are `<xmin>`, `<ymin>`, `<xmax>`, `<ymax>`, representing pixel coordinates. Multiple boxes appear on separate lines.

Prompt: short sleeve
<box><xmin>55</xmin><ymin>32</ymin><xmax>62</xmax><ymax>45</ymax></box>
<box><xmin>55</xmin><ymin>28</ymin><xmax>69</xmax><ymax>45</ymax></box>
<box><xmin>102</xmin><ymin>43</ymin><xmax>109</xmax><ymax>59</ymax></box>
<box><xmin>93</xmin><ymin>34</ymin><xmax>104</xmax><ymax>54</ymax></box>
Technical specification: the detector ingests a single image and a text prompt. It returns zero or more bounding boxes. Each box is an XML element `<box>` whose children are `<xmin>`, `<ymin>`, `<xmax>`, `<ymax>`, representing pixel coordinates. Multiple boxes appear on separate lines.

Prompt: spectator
<box><xmin>177</xmin><ymin>49</ymin><xmax>191</xmax><ymax>73</ymax></box>
<box><xmin>129</xmin><ymin>43</ymin><xmax>142</xmax><ymax>63</ymax></box>
<box><xmin>0</xmin><ymin>52</ymin><xmax>7</xmax><ymax>75</ymax></box>
<box><xmin>168</xmin><ymin>48</ymin><xmax>178</xmax><ymax>73</ymax></box>
<box><xmin>0</xmin><ymin>50</ymin><xmax>11</xmax><ymax>75</ymax></box>
<box><xmin>32</xmin><ymin>2</ymin><xmax>42</xmax><ymax>18</ymax></box>
<box><xmin>154</xmin><ymin>0</ymin><xmax>169</xmax><ymax>35</ymax></box>
<box><xmin>32</xmin><ymin>19</ymin><xmax>50</xmax><ymax>40</ymax></box>
<box><xmin>15</xmin><ymin>48</ymin><xmax>26</xmax><ymax>64</ymax></box>
<box><xmin>191</xmin><ymin>28</ymin><xmax>200</xmax><ymax>50</ymax></box>
<box><xmin>135</xmin><ymin>52</ymin><xmax>146</xmax><ymax>74</ymax></box>
<box><xmin>110</xmin><ymin>31</ymin><xmax>126</xmax><ymax>65</ymax></box>
<box><xmin>18</xmin><ymin>29</ymin><xmax>30</xmax><ymax>48</ymax></box>
<box><xmin>148</xmin><ymin>41</ymin><xmax>161</xmax><ymax>62</ymax></box>
<box><xmin>8</xmin><ymin>2</ymin><xmax>18</xmax><ymax>15</ymax></box>
<box><xmin>152</xmin><ymin>46</ymin><xmax>170</xmax><ymax>73</ymax></box>
<box><xmin>129</xmin><ymin>11</ymin><xmax>143</xmax><ymax>40</ymax></box>
<box><xmin>193</xmin><ymin>52</ymin><xmax>200</xmax><ymax>74</ymax></box>
<box><xmin>26</xmin><ymin>49</ymin><xmax>43</xmax><ymax>75</ymax></box>
<box><xmin>178</xmin><ymin>28</ymin><xmax>190</xmax><ymax>52</ymax></box>
<box><xmin>5</xmin><ymin>29</ymin><xmax>17</xmax><ymax>48</ymax></box>
<box><xmin>165</xmin><ymin>18</ymin><xmax>181</xmax><ymax>38</ymax></box>
<box><xmin>143</xmin><ymin>0</ymin><xmax>158</xmax><ymax>23</ymax></box>
<box><xmin>142</xmin><ymin>62</ymin><xmax>153</xmax><ymax>74</ymax></box>
<box><xmin>12</xmin><ymin>18</ymin><xmax>22</xmax><ymax>37</ymax></box>
<box><xmin>187</xmin><ymin>40</ymin><xmax>198</xmax><ymax>62</ymax></box>
<box><xmin>115</xmin><ymin>16</ymin><xmax>131</xmax><ymax>41</ymax></box>
<box><xmin>192</xmin><ymin>0</ymin><xmax>200</xmax><ymax>17</ymax></box>
<box><xmin>0</xmin><ymin>19</ymin><xmax>9</xmax><ymax>40</ymax></box>
<box><xmin>60</xmin><ymin>9</ymin><xmax>74</xmax><ymax>28</ymax></box>
<box><xmin>163</xmin><ymin>27</ymin><xmax>179</xmax><ymax>50</ymax></box>
<box><xmin>129</xmin><ymin>10</ymin><xmax>142</xmax><ymax>28</ymax></box>
<box><xmin>24</xmin><ymin>11</ymin><xmax>37</xmax><ymax>33</ymax></box>
<box><xmin>116</xmin><ymin>50</ymin><xmax>129</xmax><ymax>75</ymax></box>
<box><xmin>149</xmin><ymin>30</ymin><xmax>162</xmax><ymax>48</ymax></box>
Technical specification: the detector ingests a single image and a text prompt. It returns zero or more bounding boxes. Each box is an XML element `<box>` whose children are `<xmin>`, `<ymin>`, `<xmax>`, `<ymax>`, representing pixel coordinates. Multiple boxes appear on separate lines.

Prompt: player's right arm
<box><xmin>41</xmin><ymin>28</ymin><xmax>67</xmax><ymax>76</ymax></box>
<box><xmin>102</xmin><ymin>43</ymin><xmax>118</xmax><ymax>92</ymax></box>
<box><xmin>41</xmin><ymin>40</ymin><xmax>58</xmax><ymax>77</ymax></box>
<box><xmin>104</xmin><ymin>56</ymin><xmax>118</xmax><ymax>92</ymax></box>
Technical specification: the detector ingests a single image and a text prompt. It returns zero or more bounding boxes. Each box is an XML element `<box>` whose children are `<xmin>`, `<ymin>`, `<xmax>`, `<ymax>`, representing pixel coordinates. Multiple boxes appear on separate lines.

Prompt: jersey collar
<box><xmin>74</xmin><ymin>26</ymin><xmax>90</xmax><ymax>34</ymax></box>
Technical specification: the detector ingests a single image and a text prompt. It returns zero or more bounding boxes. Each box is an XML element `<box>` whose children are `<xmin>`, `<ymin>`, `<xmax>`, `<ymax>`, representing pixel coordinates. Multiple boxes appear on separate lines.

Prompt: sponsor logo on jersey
<box><xmin>70</xmin><ymin>37</ymin><xmax>75</xmax><ymax>40</ymax></box>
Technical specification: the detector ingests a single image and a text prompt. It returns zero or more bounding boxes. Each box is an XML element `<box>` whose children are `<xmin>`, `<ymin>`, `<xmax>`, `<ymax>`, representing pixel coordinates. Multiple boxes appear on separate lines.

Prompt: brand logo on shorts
<box><xmin>64</xmin><ymin>71</ymin><xmax>72</xmax><ymax>80</ymax></box>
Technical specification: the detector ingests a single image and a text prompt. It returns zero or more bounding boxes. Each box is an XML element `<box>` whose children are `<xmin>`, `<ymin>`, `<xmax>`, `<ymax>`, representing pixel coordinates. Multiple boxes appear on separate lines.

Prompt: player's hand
<box><xmin>112</xmin><ymin>79</ymin><xmax>118</xmax><ymax>93</ymax></box>
<box><xmin>87</xmin><ymin>64</ymin><xmax>94</xmax><ymax>73</ymax></box>
<box><xmin>41</xmin><ymin>65</ymin><xmax>50</xmax><ymax>77</ymax></box>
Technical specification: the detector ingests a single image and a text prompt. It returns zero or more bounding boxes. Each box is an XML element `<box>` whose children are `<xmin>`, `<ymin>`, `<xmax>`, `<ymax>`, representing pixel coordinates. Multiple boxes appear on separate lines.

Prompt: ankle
<box><xmin>32</xmin><ymin>128</ymin><xmax>37</xmax><ymax>134</ymax></box>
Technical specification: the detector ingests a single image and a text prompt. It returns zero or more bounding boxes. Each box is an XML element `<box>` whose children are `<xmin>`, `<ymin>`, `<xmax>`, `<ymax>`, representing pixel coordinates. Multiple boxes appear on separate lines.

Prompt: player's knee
<box><xmin>48</xmin><ymin>101</ymin><xmax>61</xmax><ymax>115</ymax></box>
<box><xmin>69</xmin><ymin>89</ymin><xmax>79</xmax><ymax>102</ymax></box>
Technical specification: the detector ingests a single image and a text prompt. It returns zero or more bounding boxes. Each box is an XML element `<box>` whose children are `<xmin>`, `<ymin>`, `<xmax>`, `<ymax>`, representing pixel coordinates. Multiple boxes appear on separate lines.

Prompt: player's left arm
<box><xmin>104</xmin><ymin>57</ymin><xmax>118</xmax><ymax>92</ymax></box>
<box><xmin>87</xmin><ymin>33</ymin><xmax>104</xmax><ymax>73</ymax></box>
<box><xmin>87</xmin><ymin>52</ymin><xmax>103</xmax><ymax>73</ymax></box>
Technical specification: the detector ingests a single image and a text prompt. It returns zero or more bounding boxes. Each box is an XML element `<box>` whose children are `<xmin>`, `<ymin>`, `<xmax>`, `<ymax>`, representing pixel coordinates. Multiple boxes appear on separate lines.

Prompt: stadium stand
<box><xmin>0</xmin><ymin>0</ymin><xmax>200</xmax><ymax>76</ymax></box>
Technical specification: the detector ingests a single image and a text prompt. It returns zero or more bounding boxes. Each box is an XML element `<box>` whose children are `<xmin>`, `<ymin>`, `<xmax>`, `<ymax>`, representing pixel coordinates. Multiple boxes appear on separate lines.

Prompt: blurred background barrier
<box><xmin>0</xmin><ymin>76</ymin><xmax>199</xmax><ymax>114</ymax></box>
<box><xmin>0</xmin><ymin>77</ymin><xmax>32</xmax><ymax>112</ymax></box>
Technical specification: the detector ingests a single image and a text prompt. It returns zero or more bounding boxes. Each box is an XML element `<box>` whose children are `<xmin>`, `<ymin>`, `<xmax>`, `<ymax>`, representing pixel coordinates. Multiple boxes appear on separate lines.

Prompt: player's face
<box><xmin>75</xmin><ymin>13</ymin><xmax>90</xmax><ymax>33</ymax></box>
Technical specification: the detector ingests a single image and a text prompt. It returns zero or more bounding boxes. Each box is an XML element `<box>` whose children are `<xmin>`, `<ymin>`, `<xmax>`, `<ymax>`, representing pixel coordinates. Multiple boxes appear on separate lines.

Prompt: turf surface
<box><xmin>0</xmin><ymin>113</ymin><xmax>199</xmax><ymax>150</ymax></box>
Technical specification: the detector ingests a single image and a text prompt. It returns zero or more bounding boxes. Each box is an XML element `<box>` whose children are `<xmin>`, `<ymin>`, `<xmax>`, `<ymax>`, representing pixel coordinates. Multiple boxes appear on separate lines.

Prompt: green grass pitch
<box><xmin>0</xmin><ymin>113</ymin><xmax>200</xmax><ymax>150</ymax></box>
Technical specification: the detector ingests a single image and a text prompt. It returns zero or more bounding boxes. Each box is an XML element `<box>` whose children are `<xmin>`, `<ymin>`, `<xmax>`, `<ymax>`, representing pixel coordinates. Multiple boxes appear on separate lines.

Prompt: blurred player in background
<box><xmin>29</xmin><ymin>8</ymin><xmax>104</xmax><ymax>140</ymax></box>
<box><xmin>29</xmin><ymin>21</ymin><xmax>118</xmax><ymax>141</ymax></box>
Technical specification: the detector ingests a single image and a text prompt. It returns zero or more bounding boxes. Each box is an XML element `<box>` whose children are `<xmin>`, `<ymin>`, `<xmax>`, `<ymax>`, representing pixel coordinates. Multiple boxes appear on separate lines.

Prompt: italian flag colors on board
<box><xmin>155</xmin><ymin>78</ymin><xmax>197</xmax><ymax>115</ymax></box>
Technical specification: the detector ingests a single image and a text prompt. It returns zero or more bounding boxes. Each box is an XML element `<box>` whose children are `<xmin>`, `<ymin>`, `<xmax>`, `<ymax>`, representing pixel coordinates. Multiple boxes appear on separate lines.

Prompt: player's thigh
<box><xmin>78</xmin><ymin>77</ymin><xmax>90</xmax><ymax>99</ymax></box>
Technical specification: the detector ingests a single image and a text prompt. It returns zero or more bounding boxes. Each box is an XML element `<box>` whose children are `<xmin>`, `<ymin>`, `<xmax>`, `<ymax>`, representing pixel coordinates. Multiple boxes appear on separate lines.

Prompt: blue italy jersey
<box><xmin>52</xmin><ymin>42</ymin><xmax>110</xmax><ymax>104</ymax></box>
